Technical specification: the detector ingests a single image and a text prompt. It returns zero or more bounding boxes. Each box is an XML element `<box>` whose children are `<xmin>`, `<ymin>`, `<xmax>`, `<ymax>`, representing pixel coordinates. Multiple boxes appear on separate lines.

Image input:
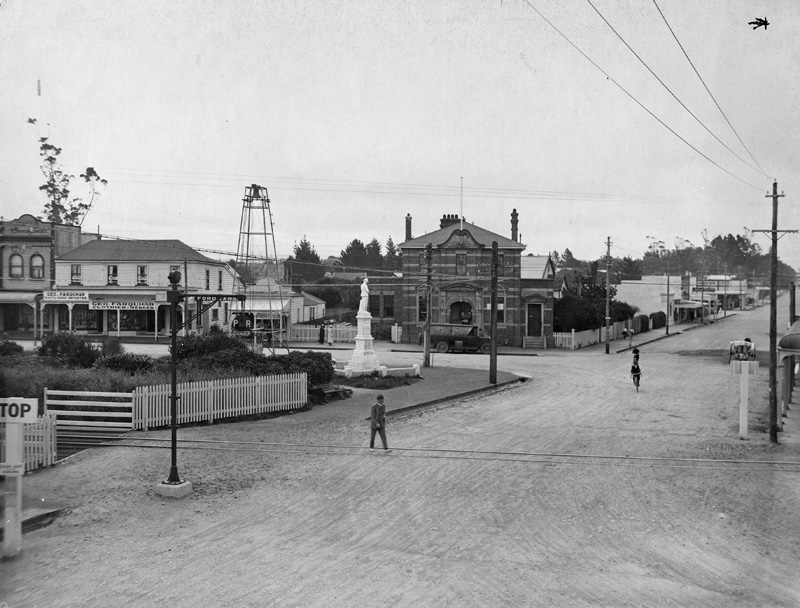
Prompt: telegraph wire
<box><xmin>585</xmin><ymin>0</ymin><xmax>764</xmax><ymax>178</ymax></box>
<box><xmin>651</xmin><ymin>0</ymin><xmax>770</xmax><ymax>179</ymax></box>
<box><xmin>521</xmin><ymin>0</ymin><xmax>765</xmax><ymax>192</ymax></box>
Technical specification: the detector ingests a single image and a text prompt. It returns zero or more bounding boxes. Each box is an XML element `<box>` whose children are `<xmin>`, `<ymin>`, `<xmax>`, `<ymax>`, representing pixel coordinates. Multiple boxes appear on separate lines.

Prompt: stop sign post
<box><xmin>1</xmin><ymin>398</ymin><xmax>37</xmax><ymax>560</ymax></box>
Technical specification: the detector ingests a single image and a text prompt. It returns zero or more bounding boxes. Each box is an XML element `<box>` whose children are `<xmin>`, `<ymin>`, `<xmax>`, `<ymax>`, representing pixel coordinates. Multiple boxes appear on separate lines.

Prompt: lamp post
<box><xmin>154</xmin><ymin>270</ymin><xmax>193</xmax><ymax>497</ymax></box>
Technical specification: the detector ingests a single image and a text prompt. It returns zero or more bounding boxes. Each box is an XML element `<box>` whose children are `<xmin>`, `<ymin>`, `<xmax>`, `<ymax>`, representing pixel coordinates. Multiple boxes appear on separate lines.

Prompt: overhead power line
<box><xmin>585</xmin><ymin>0</ymin><xmax>765</xmax><ymax>179</ymax></box>
<box><xmin>651</xmin><ymin>0</ymin><xmax>770</xmax><ymax>178</ymax></box>
<box><xmin>521</xmin><ymin>0</ymin><xmax>766</xmax><ymax>192</ymax></box>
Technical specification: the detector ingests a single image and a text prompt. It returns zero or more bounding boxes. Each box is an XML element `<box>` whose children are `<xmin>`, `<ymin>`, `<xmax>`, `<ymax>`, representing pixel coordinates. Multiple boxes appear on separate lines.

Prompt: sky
<box><xmin>2</xmin><ymin>0</ymin><xmax>800</xmax><ymax>273</ymax></box>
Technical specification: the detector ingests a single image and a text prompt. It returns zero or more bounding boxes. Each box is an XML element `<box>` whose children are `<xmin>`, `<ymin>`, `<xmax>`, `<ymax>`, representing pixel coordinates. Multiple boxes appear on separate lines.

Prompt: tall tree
<box><xmin>384</xmin><ymin>236</ymin><xmax>400</xmax><ymax>270</ymax></box>
<box><xmin>32</xmin><ymin>126</ymin><xmax>107</xmax><ymax>225</ymax></box>
<box><xmin>365</xmin><ymin>238</ymin><xmax>383</xmax><ymax>268</ymax></box>
<box><xmin>288</xmin><ymin>237</ymin><xmax>324</xmax><ymax>282</ymax></box>
<box><xmin>340</xmin><ymin>239</ymin><xmax>367</xmax><ymax>268</ymax></box>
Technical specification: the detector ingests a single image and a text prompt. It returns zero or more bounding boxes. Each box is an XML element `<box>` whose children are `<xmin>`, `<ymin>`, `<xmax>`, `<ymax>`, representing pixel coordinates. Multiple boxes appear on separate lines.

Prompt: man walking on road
<box><xmin>631</xmin><ymin>362</ymin><xmax>642</xmax><ymax>392</ymax></box>
<box><xmin>369</xmin><ymin>394</ymin><xmax>391</xmax><ymax>453</ymax></box>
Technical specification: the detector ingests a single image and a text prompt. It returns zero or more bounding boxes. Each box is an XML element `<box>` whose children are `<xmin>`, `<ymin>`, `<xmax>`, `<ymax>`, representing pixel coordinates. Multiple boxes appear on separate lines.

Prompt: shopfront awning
<box><xmin>244</xmin><ymin>297</ymin><xmax>292</xmax><ymax>312</ymax></box>
<box><xmin>0</xmin><ymin>292</ymin><xmax>40</xmax><ymax>305</ymax></box>
<box><xmin>674</xmin><ymin>301</ymin><xmax>702</xmax><ymax>309</ymax></box>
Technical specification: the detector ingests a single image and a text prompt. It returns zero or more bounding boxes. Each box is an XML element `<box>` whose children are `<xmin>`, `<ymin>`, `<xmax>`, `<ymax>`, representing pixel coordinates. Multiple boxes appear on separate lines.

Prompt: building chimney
<box><xmin>405</xmin><ymin>213</ymin><xmax>412</xmax><ymax>241</ymax></box>
<box><xmin>440</xmin><ymin>214</ymin><xmax>461</xmax><ymax>229</ymax></box>
<box><xmin>511</xmin><ymin>208</ymin><xmax>519</xmax><ymax>242</ymax></box>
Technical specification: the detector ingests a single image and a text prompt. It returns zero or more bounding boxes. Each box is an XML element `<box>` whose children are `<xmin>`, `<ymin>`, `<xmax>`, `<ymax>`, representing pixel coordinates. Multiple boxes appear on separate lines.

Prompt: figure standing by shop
<box><xmin>319</xmin><ymin>323</ymin><xmax>325</xmax><ymax>344</ymax></box>
<box><xmin>369</xmin><ymin>394</ymin><xmax>391</xmax><ymax>453</ymax></box>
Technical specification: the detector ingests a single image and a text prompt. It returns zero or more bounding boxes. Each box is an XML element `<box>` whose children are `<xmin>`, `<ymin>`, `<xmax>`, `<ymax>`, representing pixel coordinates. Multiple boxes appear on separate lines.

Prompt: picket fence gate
<box><xmin>0</xmin><ymin>413</ymin><xmax>58</xmax><ymax>472</ymax></box>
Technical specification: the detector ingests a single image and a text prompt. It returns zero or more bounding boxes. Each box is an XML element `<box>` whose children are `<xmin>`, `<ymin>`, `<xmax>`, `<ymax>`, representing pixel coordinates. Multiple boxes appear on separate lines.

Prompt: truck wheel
<box><xmin>480</xmin><ymin>343</ymin><xmax>491</xmax><ymax>354</ymax></box>
<box><xmin>436</xmin><ymin>342</ymin><xmax>449</xmax><ymax>353</ymax></box>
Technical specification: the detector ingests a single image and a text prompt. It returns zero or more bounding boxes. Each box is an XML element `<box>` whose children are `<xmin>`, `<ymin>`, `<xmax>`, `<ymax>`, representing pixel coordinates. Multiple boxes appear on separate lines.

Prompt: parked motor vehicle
<box><xmin>427</xmin><ymin>323</ymin><xmax>492</xmax><ymax>354</ymax></box>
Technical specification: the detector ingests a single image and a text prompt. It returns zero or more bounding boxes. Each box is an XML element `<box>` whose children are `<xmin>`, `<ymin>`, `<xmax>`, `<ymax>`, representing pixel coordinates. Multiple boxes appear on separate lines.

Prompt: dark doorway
<box><xmin>527</xmin><ymin>303</ymin><xmax>542</xmax><ymax>337</ymax></box>
<box><xmin>449</xmin><ymin>301</ymin><xmax>473</xmax><ymax>324</ymax></box>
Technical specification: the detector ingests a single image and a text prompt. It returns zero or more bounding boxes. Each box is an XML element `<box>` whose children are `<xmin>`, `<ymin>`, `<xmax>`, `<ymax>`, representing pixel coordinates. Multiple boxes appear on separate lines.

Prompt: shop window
<box><xmin>9</xmin><ymin>253</ymin><xmax>23</xmax><ymax>278</ymax></box>
<box><xmin>137</xmin><ymin>265</ymin><xmax>148</xmax><ymax>285</ymax></box>
<box><xmin>211</xmin><ymin>308</ymin><xmax>219</xmax><ymax>321</ymax></box>
<box><xmin>456</xmin><ymin>250</ymin><xmax>467</xmax><ymax>276</ymax></box>
<box><xmin>30</xmin><ymin>254</ymin><xmax>45</xmax><ymax>279</ymax></box>
<box><xmin>71</xmin><ymin>264</ymin><xmax>82</xmax><ymax>285</ymax></box>
<box><xmin>107</xmin><ymin>265</ymin><xmax>118</xmax><ymax>285</ymax></box>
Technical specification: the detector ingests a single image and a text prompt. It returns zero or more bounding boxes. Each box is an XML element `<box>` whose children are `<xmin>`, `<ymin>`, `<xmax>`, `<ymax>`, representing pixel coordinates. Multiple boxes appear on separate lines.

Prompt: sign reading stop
<box><xmin>0</xmin><ymin>398</ymin><xmax>38</xmax><ymax>423</ymax></box>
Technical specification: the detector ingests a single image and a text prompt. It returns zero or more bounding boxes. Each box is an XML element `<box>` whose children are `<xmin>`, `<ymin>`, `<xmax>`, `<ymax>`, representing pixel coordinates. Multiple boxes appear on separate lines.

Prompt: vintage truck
<box><xmin>427</xmin><ymin>323</ymin><xmax>492</xmax><ymax>354</ymax></box>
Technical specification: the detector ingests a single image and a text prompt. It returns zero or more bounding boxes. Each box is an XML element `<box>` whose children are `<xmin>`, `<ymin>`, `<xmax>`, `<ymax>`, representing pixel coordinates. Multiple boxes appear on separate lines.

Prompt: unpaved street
<box><xmin>2</xmin><ymin>303</ymin><xmax>799</xmax><ymax>607</ymax></box>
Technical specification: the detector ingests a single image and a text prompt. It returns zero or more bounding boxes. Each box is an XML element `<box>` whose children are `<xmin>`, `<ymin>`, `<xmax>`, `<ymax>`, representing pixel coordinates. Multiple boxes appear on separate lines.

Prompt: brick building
<box><xmin>397</xmin><ymin>210</ymin><xmax>556</xmax><ymax>348</ymax></box>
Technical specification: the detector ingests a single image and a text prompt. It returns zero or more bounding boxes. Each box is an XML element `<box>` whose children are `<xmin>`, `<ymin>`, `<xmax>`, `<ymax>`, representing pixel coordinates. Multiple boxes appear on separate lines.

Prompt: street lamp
<box><xmin>154</xmin><ymin>270</ymin><xmax>193</xmax><ymax>498</ymax></box>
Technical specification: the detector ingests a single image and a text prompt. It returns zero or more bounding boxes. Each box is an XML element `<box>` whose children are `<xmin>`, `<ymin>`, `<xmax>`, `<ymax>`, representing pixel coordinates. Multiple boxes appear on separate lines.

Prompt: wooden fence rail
<box><xmin>0</xmin><ymin>413</ymin><xmax>58</xmax><ymax>472</ymax></box>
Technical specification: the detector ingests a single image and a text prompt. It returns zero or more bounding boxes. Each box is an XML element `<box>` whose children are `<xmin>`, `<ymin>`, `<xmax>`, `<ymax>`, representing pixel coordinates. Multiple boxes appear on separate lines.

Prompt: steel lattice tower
<box><xmin>234</xmin><ymin>183</ymin><xmax>285</xmax><ymax>353</ymax></box>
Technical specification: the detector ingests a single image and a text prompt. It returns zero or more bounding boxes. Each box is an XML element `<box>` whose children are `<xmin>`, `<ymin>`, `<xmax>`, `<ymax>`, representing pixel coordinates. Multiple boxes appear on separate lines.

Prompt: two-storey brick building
<box><xmin>0</xmin><ymin>214</ymin><xmax>98</xmax><ymax>336</ymax></box>
<box><xmin>397</xmin><ymin>210</ymin><xmax>556</xmax><ymax>348</ymax></box>
<box><xmin>43</xmin><ymin>238</ymin><xmax>237</xmax><ymax>338</ymax></box>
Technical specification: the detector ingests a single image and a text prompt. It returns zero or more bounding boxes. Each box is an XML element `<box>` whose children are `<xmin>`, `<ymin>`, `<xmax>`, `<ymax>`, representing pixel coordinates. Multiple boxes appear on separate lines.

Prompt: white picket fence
<box><xmin>291</xmin><ymin>325</ymin><xmax>358</xmax><ymax>343</ymax></box>
<box><xmin>42</xmin><ymin>374</ymin><xmax>307</xmax><ymax>433</ymax></box>
<box><xmin>0</xmin><ymin>413</ymin><xmax>58</xmax><ymax>472</ymax></box>
<box><xmin>133</xmin><ymin>373</ymin><xmax>307</xmax><ymax>430</ymax></box>
<box><xmin>553</xmin><ymin>321</ymin><xmax>632</xmax><ymax>350</ymax></box>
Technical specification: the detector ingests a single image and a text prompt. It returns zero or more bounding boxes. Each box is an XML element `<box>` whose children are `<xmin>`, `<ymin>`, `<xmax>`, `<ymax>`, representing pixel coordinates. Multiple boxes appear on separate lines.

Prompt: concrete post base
<box><xmin>154</xmin><ymin>480</ymin><xmax>193</xmax><ymax>498</ymax></box>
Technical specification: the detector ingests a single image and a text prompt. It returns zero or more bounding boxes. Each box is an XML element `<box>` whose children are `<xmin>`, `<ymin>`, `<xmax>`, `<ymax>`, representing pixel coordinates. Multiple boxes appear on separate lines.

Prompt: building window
<box><xmin>137</xmin><ymin>265</ymin><xmax>148</xmax><ymax>285</ymax></box>
<box><xmin>383</xmin><ymin>294</ymin><xmax>395</xmax><ymax>317</ymax></box>
<box><xmin>369</xmin><ymin>294</ymin><xmax>381</xmax><ymax>317</ymax></box>
<box><xmin>211</xmin><ymin>308</ymin><xmax>219</xmax><ymax>321</ymax></box>
<box><xmin>71</xmin><ymin>264</ymin><xmax>82</xmax><ymax>285</ymax></box>
<box><xmin>107</xmin><ymin>265</ymin><xmax>118</xmax><ymax>285</ymax></box>
<box><xmin>456</xmin><ymin>250</ymin><xmax>467</xmax><ymax>276</ymax></box>
<box><xmin>218</xmin><ymin>270</ymin><xmax>223</xmax><ymax>291</ymax></box>
<box><xmin>223</xmin><ymin>303</ymin><xmax>228</xmax><ymax>323</ymax></box>
<box><xmin>485</xmin><ymin>295</ymin><xmax>505</xmax><ymax>324</ymax></box>
<box><xmin>205</xmin><ymin>269</ymin><xmax>210</xmax><ymax>290</ymax></box>
<box><xmin>498</xmin><ymin>253</ymin><xmax>505</xmax><ymax>277</ymax></box>
<box><xmin>309</xmin><ymin>307</ymin><xmax>316</xmax><ymax>320</ymax></box>
<box><xmin>417</xmin><ymin>294</ymin><xmax>427</xmax><ymax>322</ymax></box>
<box><xmin>9</xmin><ymin>253</ymin><xmax>23</xmax><ymax>278</ymax></box>
<box><xmin>30</xmin><ymin>254</ymin><xmax>45</xmax><ymax>279</ymax></box>
<box><xmin>419</xmin><ymin>253</ymin><xmax>425</xmax><ymax>271</ymax></box>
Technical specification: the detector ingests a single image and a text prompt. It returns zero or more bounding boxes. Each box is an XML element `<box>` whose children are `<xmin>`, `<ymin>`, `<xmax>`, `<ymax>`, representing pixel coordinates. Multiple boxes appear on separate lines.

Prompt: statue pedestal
<box><xmin>345</xmin><ymin>310</ymin><xmax>381</xmax><ymax>374</ymax></box>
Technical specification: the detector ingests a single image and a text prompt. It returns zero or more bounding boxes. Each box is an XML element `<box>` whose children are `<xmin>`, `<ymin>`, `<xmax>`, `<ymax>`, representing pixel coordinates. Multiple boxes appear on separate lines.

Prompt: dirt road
<box><xmin>2</xmin><ymin>304</ymin><xmax>799</xmax><ymax>607</ymax></box>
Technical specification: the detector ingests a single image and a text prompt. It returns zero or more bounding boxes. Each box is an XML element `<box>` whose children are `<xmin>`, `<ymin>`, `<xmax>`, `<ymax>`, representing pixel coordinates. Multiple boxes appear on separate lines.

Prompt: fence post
<box><xmin>571</xmin><ymin>329</ymin><xmax>576</xmax><ymax>350</ymax></box>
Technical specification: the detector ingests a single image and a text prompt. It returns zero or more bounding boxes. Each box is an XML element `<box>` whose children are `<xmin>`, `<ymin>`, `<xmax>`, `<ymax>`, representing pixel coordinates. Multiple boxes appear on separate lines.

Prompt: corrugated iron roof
<box><xmin>520</xmin><ymin>256</ymin><xmax>555</xmax><ymax>279</ymax></box>
<box><xmin>56</xmin><ymin>239</ymin><xmax>218</xmax><ymax>263</ymax></box>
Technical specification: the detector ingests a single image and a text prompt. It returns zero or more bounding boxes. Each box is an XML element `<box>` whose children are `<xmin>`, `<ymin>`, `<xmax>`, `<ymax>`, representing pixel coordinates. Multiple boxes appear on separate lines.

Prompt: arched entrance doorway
<box><xmin>449</xmin><ymin>301</ymin><xmax>472</xmax><ymax>324</ymax></box>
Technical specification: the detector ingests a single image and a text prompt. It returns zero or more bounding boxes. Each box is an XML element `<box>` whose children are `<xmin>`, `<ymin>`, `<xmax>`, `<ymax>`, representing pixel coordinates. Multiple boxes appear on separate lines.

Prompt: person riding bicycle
<box><xmin>630</xmin><ymin>362</ymin><xmax>642</xmax><ymax>392</ymax></box>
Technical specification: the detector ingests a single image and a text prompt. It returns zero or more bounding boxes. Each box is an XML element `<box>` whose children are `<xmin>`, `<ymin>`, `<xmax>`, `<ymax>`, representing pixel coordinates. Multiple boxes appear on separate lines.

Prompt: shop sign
<box><xmin>43</xmin><ymin>291</ymin><xmax>89</xmax><ymax>301</ymax></box>
<box><xmin>90</xmin><ymin>299</ymin><xmax>156</xmax><ymax>310</ymax></box>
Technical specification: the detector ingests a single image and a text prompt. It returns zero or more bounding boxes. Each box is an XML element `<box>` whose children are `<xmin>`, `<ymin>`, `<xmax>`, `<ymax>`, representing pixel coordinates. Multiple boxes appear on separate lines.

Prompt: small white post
<box><xmin>739</xmin><ymin>363</ymin><xmax>750</xmax><ymax>439</ymax></box>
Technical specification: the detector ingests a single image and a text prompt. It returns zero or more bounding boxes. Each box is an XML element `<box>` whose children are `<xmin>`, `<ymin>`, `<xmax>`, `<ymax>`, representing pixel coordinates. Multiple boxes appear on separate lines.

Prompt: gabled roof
<box><xmin>521</xmin><ymin>255</ymin><xmax>556</xmax><ymax>279</ymax></box>
<box><xmin>57</xmin><ymin>239</ymin><xmax>219</xmax><ymax>264</ymax></box>
<box><xmin>399</xmin><ymin>220</ymin><xmax>525</xmax><ymax>250</ymax></box>
<box><xmin>302</xmin><ymin>292</ymin><xmax>326</xmax><ymax>306</ymax></box>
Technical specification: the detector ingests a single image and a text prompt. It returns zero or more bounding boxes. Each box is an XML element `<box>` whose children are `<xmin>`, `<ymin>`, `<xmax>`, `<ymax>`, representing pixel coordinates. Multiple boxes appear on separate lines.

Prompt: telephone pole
<box><xmin>754</xmin><ymin>180</ymin><xmax>795</xmax><ymax>443</ymax></box>
<box><xmin>666</xmin><ymin>258</ymin><xmax>671</xmax><ymax>335</ymax></box>
<box><xmin>489</xmin><ymin>241</ymin><xmax>498</xmax><ymax>384</ymax></box>
<box><xmin>605</xmin><ymin>237</ymin><xmax>611</xmax><ymax>354</ymax></box>
<box><xmin>422</xmin><ymin>243</ymin><xmax>433</xmax><ymax>368</ymax></box>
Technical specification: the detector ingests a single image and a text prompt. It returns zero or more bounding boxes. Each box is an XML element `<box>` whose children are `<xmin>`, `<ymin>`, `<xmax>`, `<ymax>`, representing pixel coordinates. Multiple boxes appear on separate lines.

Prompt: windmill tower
<box><xmin>234</xmin><ymin>183</ymin><xmax>286</xmax><ymax>354</ymax></box>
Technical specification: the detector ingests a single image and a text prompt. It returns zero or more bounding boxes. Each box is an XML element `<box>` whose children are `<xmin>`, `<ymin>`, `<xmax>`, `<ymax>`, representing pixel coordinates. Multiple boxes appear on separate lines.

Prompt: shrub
<box><xmin>268</xmin><ymin>351</ymin><xmax>334</xmax><ymax>385</ymax></box>
<box><xmin>636</xmin><ymin>314</ymin><xmax>650</xmax><ymax>333</ymax></box>
<box><xmin>101</xmin><ymin>337</ymin><xmax>124</xmax><ymax>356</ymax></box>
<box><xmin>175</xmin><ymin>333</ymin><xmax>248</xmax><ymax>360</ymax></box>
<box><xmin>649</xmin><ymin>311</ymin><xmax>667</xmax><ymax>330</ymax></box>
<box><xmin>37</xmin><ymin>333</ymin><xmax>101</xmax><ymax>368</ymax></box>
<box><xmin>0</xmin><ymin>340</ymin><xmax>23</xmax><ymax>356</ymax></box>
<box><xmin>95</xmin><ymin>353</ymin><xmax>156</xmax><ymax>375</ymax></box>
